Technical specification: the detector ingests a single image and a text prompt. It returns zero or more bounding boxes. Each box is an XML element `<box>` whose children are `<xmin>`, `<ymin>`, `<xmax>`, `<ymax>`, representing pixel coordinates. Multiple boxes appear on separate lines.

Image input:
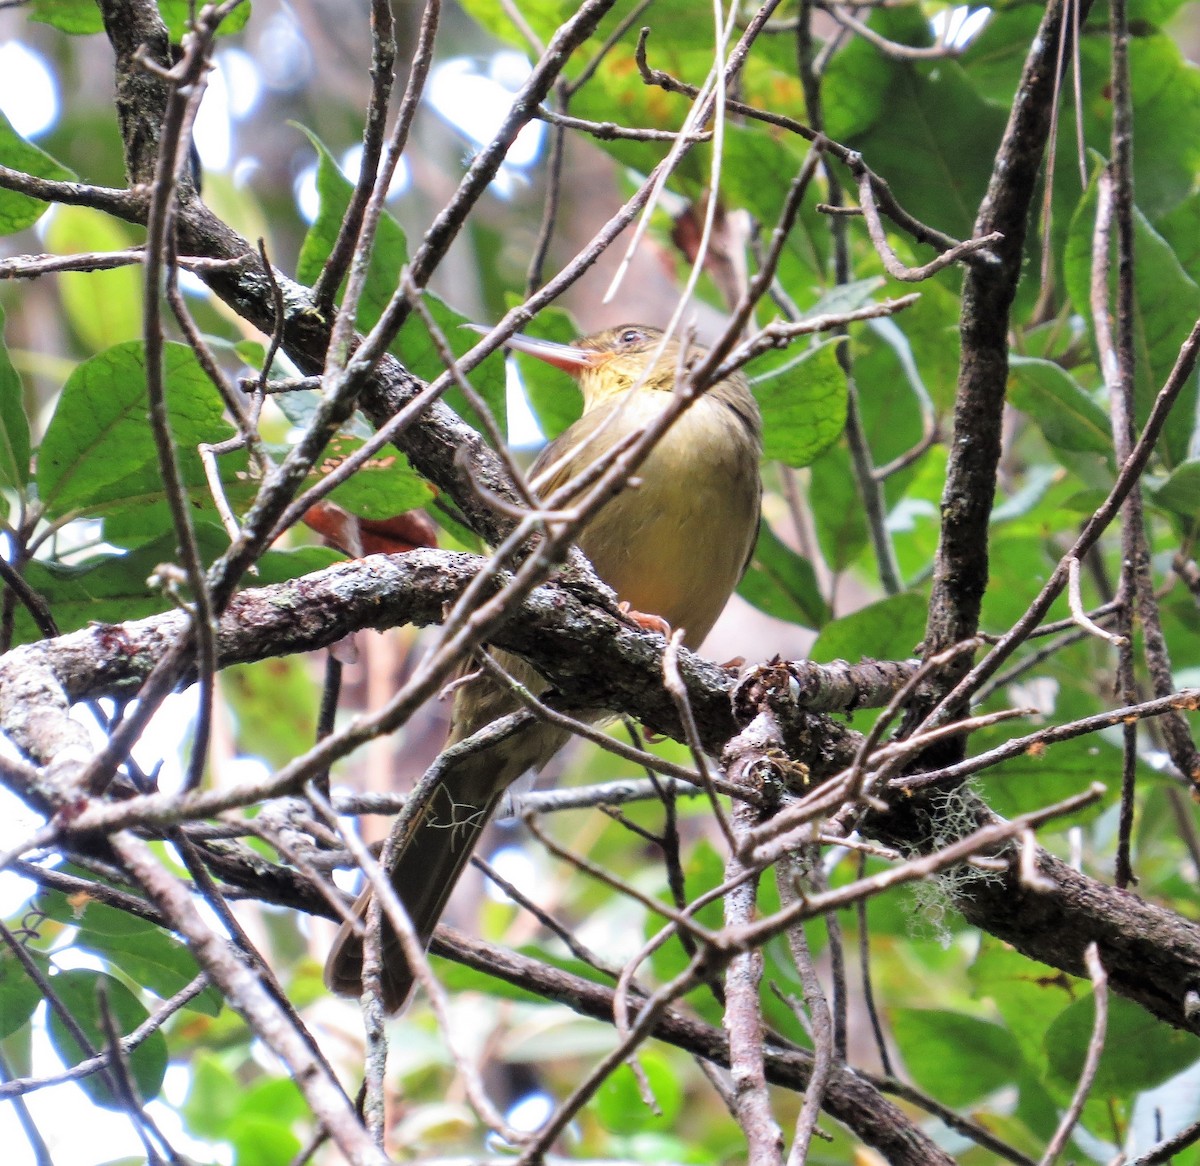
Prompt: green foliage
<box><xmin>505</xmin><ymin>304</ymin><xmax>584</xmax><ymax>440</ymax></box>
<box><xmin>809</xmin><ymin>592</ymin><xmax>927</xmax><ymax>664</ymax></box>
<box><xmin>1064</xmin><ymin>183</ymin><xmax>1200</xmax><ymax>469</ymax></box>
<box><xmin>754</xmin><ymin>339</ymin><xmax>849</xmax><ymax>469</ymax></box>
<box><xmin>37</xmin><ymin>341</ymin><xmax>235</xmax><ymax>519</ymax></box>
<box><xmin>892</xmin><ymin>1008</ymin><xmax>1024</xmax><ymax>1106</ymax></box>
<box><xmin>46</xmin><ymin>968</ymin><xmax>169</xmax><ymax>1108</ymax></box>
<box><xmin>0</xmin><ymin>307</ymin><xmax>30</xmax><ymax>496</ymax></box>
<box><xmin>738</xmin><ymin>519</ymin><xmax>828</xmax><ymax>629</ymax></box>
<box><xmin>0</xmin><ymin>109</ymin><xmax>74</xmax><ymax>233</ymax></box>
<box><xmin>44</xmin><ymin>208</ymin><xmax>143</xmax><ymax>351</ymax></box>
<box><xmin>29</xmin><ymin>0</ymin><xmax>251</xmax><ymax>37</ymax></box>
<box><xmin>38</xmin><ymin>884</ymin><xmax>222</xmax><ymax>1015</ymax></box>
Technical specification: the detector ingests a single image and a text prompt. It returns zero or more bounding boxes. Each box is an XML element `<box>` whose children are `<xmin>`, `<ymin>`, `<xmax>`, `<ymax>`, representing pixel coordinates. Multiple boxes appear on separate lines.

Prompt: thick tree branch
<box><xmin>921</xmin><ymin>0</ymin><xmax>1094</xmax><ymax>698</ymax></box>
<box><xmin>2</xmin><ymin>553</ymin><xmax>1200</xmax><ymax>1035</ymax></box>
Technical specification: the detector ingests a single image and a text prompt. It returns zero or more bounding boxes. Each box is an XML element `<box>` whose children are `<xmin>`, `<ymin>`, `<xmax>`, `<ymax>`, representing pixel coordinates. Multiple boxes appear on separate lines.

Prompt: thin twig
<box><xmin>1038</xmin><ymin>943</ymin><xmax>1107</xmax><ymax>1164</ymax></box>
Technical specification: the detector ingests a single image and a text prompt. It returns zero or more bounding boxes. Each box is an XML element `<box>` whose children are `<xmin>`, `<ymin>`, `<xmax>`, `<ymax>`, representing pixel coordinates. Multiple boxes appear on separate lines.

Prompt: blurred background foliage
<box><xmin>1</xmin><ymin>0</ymin><xmax>1200</xmax><ymax>1163</ymax></box>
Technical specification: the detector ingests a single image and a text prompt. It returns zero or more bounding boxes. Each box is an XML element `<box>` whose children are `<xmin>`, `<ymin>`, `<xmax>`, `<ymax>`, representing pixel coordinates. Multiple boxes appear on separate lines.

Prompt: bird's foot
<box><xmin>619</xmin><ymin>602</ymin><xmax>672</xmax><ymax>639</ymax></box>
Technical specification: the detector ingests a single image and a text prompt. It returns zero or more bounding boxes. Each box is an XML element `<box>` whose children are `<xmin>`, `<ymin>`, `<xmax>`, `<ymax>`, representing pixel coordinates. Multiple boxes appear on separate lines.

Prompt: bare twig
<box><xmin>1038</xmin><ymin>943</ymin><xmax>1107</xmax><ymax>1164</ymax></box>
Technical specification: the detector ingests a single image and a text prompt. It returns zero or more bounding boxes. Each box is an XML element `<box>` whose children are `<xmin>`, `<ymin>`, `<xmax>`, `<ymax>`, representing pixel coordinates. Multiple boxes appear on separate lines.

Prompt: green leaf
<box><xmin>821</xmin><ymin>15</ymin><xmax>897</xmax><ymax>141</ymax></box>
<box><xmin>720</xmin><ymin>126</ymin><xmax>830</xmax><ymax>278</ymax></box>
<box><xmin>46</xmin><ymin>969</ymin><xmax>168</xmax><ymax>1108</ymax></box>
<box><xmin>28</xmin><ymin>0</ymin><xmax>104</xmax><ymax>33</ymax></box>
<box><xmin>753</xmin><ymin>340</ymin><xmax>848</xmax><ymax>468</ymax></box>
<box><xmin>969</xmin><ymin>936</ymin><xmax>1082</xmax><ymax>1067</ymax></box>
<box><xmin>221</xmin><ymin>657</ymin><xmax>321</xmax><ymax>769</ymax></box>
<box><xmin>1158</xmin><ymin>190</ymin><xmax>1200</xmax><ymax>290</ymax></box>
<box><xmin>892</xmin><ymin>1009</ymin><xmax>1024</xmax><ymax>1106</ymax></box>
<box><xmin>0</xmin><ymin>109</ymin><xmax>75</xmax><ymax>234</ymax></box>
<box><xmin>809</xmin><ymin>443</ymin><xmax>868</xmax><ymax>573</ymax></box>
<box><xmin>314</xmin><ymin>434</ymin><xmax>434</xmax><ymax>519</ymax></box>
<box><xmin>183</xmin><ymin>1054</ymin><xmax>241</xmax><ymax>1138</ymax></box>
<box><xmin>158</xmin><ymin>0</ymin><xmax>251</xmax><ymax>38</ymax></box>
<box><xmin>737</xmin><ymin>520</ymin><xmax>828</xmax><ymax>629</ymax></box>
<box><xmin>44</xmin><ymin>207</ymin><xmax>144</xmax><ymax>352</ymax></box>
<box><xmin>295</xmin><ymin>130</ymin><xmax>409</xmax><ymax>318</ymax></box>
<box><xmin>0</xmin><ymin>305</ymin><xmax>31</xmax><ymax>491</ymax></box>
<box><xmin>1008</xmin><ymin>357</ymin><xmax>1113</xmax><ymax>454</ymax></box>
<box><xmin>809</xmin><ymin>591</ymin><xmax>926</xmax><ymax>665</ymax></box>
<box><xmin>31</xmin><ymin>0</ymin><xmax>251</xmax><ymax>36</ymax></box>
<box><xmin>295</xmin><ymin>129</ymin><xmax>507</xmax><ymax>436</ymax></box>
<box><xmin>11</xmin><ymin>533</ymin><xmax>340</xmax><ymax>644</ymax></box>
<box><xmin>1046</xmin><ymin>993</ymin><xmax>1200</xmax><ymax>1095</ymax></box>
<box><xmin>848</xmin><ymin>49</ymin><xmax>1007</xmax><ymax>243</ymax></box>
<box><xmin>594</xmin><ymin>1052</ymin><xmax>684</xmax><ymax>1135</ymax></box>
<box><xmin>39</xmin><ymin>890</ymin><xmax>222</xmax><ymax>1016</ymax></box>
<box><xmin>1149</xmin><ymin>459</ymin><xmax>1200</xmax><ymax>526</ymax></box>
<box><xmin>36</xmin><ymin>341</ymin><xmax>236</xmax><ymax>519</ymax></box>
<box><xmin>0</xmin><ymin>948</ymin><xmax>44</xmax><ymax>1039</ymax></box>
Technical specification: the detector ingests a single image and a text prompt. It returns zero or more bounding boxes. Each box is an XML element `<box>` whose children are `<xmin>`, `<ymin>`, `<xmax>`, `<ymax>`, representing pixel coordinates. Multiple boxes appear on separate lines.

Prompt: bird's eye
<box><xmin>618</xmin><ymin>328</ymin><xmax>643</xmax><ymax>346</ymax></box>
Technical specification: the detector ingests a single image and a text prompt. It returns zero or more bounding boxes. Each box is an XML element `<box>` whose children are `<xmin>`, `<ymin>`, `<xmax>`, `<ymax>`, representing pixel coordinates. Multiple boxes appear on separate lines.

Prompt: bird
<box><xmin>324</xmin><ymin>324</ymin><xmax>763</xmax><ymax>1012</ymax></box>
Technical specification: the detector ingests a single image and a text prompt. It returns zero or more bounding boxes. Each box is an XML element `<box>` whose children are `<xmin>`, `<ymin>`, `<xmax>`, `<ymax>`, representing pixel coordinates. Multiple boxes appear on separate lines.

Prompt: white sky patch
<box><xmin>193</xmin><ymin>57</ymin><xmax>233</xmax><ymax>171</ymax></box>
<box><xmin>294</xmin><ymin>163</ymin><xmax>320</xmax><ymax>223</ymax></box>
<box><xmin>484</xmin><ymin>842</ymin><xmax>538</xmax><ymax>903</ymax></box>
<box><xmin>931</xmin><ymin>5</ymin><xmax>992</xmax><ymax>50</ymax></box>
<box><xmin>193</xmin><ymin>50</ymin><xmax>263</xmax><ymax>172</ymax></box>
<box><xmin>426</xmin><ymin>53</ymin><xmax>545</xmax><ymax>199</ymax></box>
<box><xmin>506</xmin><ymin>1090</ymin><xmax>554</xmax><ymax>1132</ymax></box>
<box><xmin>0</xmin><ymin>42</ymin><xmax>58</xmax><ymax>138</ymax></box>
<box><xmin>255</xmin><ymin>10</ymin><xmax>313</xmax><ymax>92</ymax></box>
<box><xmin>505</xmin><ymin>357</ymin><xmax>545</xmax><ymax>449</ymax></box>
<box><xmin>340</xmin><ymin>143</ymin><xmax>411</xmax><ymax>200</ymax></box>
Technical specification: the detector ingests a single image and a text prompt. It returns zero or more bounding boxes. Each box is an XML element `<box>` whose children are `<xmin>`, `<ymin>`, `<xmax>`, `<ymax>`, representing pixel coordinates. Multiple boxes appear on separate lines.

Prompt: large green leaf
<box><xmin>221</xmin><ymin>657</ymin><xmax>321</xmax><ymax>769</ymax></box>
<box><xmin>0</xmin><ymin>946</ymin><xmax>44</xmax><ymax>1039</ymax></box>
<box><xmin>39</xmin><ymin>889</ymin><xmax>222</xmax><ymax>1016</ymax></box>
<box><xmin>809</xmin><ymin>591</ymin><xmax>926</xmax><ymax>664</ymax></box>
<box><xmin>848</xmin><ymin>16</ymin><xmax>1007</xmax><ymax>243</ymax></box>
<box><xmin>505</xmin><ymin>305</ymin><xmax>583</xmax><ymax>442</ymax></box>
<box><xmin>892</xmin><ymin>1008</ymin><xmax>1024</xmax><ymax>1107</ymax></box>
<box><xmin>0</xmin><ymin>109</ymin><xmax>74</xmax><ymax>234</ymax></box>
<box><xmin>1046</xmin><ymin>993</ymin><xmax>1200</xmax><ymax>1096</ymax></box>
<box><xmin>315</xmin><ymin>434</ymin><xmax>434</xmax><ymax>519</ymax></box>
<box><xmin>595</xmin><ymin>1052</ymin><xmax>684</xmax><ymax>1136</ymax></box>
<box><xmin>158</xmin><ymin>0</ymin><xmax>251</xmax><ymax>38</ymax></box>
<box><xmin>0</xmin><ymin>305</ymin><xmax>30</xmax><ymax>492</ymax></box>
<box><xmin>1008</xmin><ymin>357</ymin><xmax>1113</xmax><ymax>455</ymax></box>
<box><xmin>969</xmin><ymin>937</ymin><xmax>1080</xmax><ymax>1067</ymax></box>
<box><xmin>36</xmin><ymin>341</ymin><xmax>237</xmax><ymax>519</ymax></box>
<box><xmin>44</xmin><ymin>207</ymin><xmax>144</xmax><ymax>352</ymax></box>
<box><xmin>754</xmin><ymin>340</ymin><xmax>848</xmax><ymax>468</ymax></box>
<box><xmin>1158</xmin><ymin>191</ymin><xmax>1200</xmax><ymax>288</ymax></box>
<box><xmin>31</xmin><ymin>0</ymin><xmax>251</xmax><ymax>36</ymax></box>
<box><xmin>1150</xmin><ymin>459</ymin><xmax>1200</xmax><ymax>528</ymax></box>
<box><xmin>11</xmin><ymin>532</ymin><xmax>339</xmax><ymax>645</ymax></box>
<box><xmin>737</xmin><ymin>520</ymin><xmax>828</xmax><ymax>629</ymax></box>
<box><xmin>809</xmin><ymin>443</ymin><xmax>869</xmax><ymax>574</ymax></box>
<box><xmin>46</xmin><ymin>969</ymin><xmax>168</xmax><ymax>1108</ymax></box>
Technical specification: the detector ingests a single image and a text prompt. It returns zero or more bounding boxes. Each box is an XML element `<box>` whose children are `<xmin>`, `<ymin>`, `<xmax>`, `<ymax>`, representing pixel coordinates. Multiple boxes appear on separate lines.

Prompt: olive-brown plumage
<box><xmin>324</xmin><ymin>325</ymin><xmax>762</xmax><ymax>1011</ymax></box>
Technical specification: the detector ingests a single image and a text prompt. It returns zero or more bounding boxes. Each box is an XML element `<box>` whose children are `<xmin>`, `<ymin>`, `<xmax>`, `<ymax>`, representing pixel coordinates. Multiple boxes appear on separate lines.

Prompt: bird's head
<box><xmin>499</xmin><ymin>324</ymin><xmax>687</xmax><ymax>411</ymax></box>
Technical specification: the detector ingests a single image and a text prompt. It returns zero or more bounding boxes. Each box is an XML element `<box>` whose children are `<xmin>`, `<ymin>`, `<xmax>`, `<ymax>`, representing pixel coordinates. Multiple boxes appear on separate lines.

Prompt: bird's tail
<box><xmin>324</xmin><ymin>664</ymin><xmax>569</xmax><ymax>1012</ymax></box>
<box><xmin>323</xmin><ymin>773</ymin><xmax>506</xmax><ymax>1013</ymax></box>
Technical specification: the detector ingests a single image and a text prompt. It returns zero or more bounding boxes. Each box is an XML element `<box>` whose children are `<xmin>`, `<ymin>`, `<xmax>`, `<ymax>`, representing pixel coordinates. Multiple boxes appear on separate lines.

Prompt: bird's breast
<box><xmin>571</xmin><ymin>390</ymin><xmax>761</xmax><ymax>649</ymax></box>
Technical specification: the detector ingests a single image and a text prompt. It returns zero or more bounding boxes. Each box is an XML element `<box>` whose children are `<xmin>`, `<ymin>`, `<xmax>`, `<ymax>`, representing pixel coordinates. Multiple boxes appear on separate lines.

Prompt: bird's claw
<box><xmin>619</xmin><ymin>602</ymin><xmax>672</xmax><ymax>638</ymax></box>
